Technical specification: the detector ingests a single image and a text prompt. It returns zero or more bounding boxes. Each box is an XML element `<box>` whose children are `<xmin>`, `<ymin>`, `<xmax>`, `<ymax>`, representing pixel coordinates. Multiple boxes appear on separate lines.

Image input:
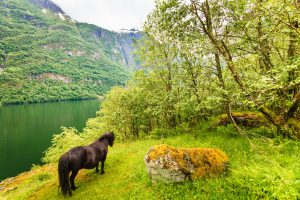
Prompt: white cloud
<box><xmin>51</xmin><ymin>0</ymin><xmax>155</xmax><ymax>31</ymax></box>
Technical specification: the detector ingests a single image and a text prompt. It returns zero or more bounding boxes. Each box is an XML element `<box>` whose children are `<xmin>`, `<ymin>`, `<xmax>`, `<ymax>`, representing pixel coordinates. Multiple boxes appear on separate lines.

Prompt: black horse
<box><xmin>58</xmin><ymin>132</ymin><xmax>115</xmax><ymax>196</ymax></box>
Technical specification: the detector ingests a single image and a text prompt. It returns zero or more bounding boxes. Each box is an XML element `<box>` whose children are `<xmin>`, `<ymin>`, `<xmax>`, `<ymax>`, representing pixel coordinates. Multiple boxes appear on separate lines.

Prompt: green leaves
<box><xmin>43</xmin><ymin>127</ymin><xmax>83</xmax><ymax>163</ymax></box>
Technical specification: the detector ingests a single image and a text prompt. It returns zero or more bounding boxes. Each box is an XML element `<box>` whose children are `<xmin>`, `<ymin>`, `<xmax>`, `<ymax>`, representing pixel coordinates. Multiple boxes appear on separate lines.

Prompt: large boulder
<box><xmin>144</xmin><ymin>145</ymin><xmax>229</xmax><ymax>183</ymax></box>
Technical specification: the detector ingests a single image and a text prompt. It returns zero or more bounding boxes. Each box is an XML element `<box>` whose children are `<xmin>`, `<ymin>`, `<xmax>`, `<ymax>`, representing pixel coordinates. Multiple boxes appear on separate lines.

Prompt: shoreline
<box><xmin>0</xmin><ymin>97</ymin><xmax>102</xmax><ymax>107</ymax></box>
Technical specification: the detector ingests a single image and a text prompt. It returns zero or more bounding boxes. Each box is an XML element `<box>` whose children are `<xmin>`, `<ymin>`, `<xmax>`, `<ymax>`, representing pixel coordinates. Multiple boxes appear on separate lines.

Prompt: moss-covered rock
<box><xmin>215</xmin><ymin>112</ymin><xmax>269</xmax><ymax>127</ymax></box>
<box><xmin>144</xmin><ymin>145</ymin><xmax>229</xmax><ymax>183</ymax></box>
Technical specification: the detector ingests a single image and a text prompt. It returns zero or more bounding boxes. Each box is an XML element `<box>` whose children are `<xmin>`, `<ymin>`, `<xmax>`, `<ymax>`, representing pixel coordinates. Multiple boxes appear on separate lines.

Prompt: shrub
<box><xmin>42</xmin><ymin>127</ymin><xmax>83</xmax><ymax>163</ymax></box>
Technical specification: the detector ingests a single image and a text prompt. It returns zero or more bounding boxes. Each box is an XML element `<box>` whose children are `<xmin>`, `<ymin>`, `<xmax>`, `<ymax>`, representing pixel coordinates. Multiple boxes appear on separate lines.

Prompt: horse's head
<box><xmin>99</xmin><ymin>132</ymin><xmax>115</xmax><ymax>147</ymax></box>
<box><xmin>107</xmin><ymin>132</ymin><xmax>115</xmax><ymax>146</ymax></box>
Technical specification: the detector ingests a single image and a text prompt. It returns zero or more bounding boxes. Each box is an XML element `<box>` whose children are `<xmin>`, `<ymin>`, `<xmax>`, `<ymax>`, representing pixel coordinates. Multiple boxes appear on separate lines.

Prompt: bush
<box><xmin>150</xmin><ymin>128</ymin><xmax>182</xmax><ymax>139</ymax></box>
<box><xmin>250</xmin><ymin>126</ymin><xmax>276</xmax><ymax>138</ymax></box>
<box><xmin>216</xmin><ymin>124</ymin><xmax>237</xmax><ymax>136</ymax></box>
<box><xmin>42</xmin><ymin>127</ymin><xmax>83</xmax><ymax>163</ymax></box>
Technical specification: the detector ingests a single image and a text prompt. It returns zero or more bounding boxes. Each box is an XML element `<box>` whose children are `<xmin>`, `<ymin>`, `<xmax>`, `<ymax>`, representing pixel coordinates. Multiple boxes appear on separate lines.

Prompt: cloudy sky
<box><xmin>51</xmin><ymin>0</ymin><xmax>155</xmax><ymax>31</ymax></box>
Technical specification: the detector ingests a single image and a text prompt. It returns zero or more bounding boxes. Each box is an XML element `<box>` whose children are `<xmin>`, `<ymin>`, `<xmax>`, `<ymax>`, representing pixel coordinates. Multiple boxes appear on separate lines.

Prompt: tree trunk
<box><xmin>287</xmin><ymin>2</ymin><xmax>299</xmax><ymax>97</ymax></box>
<box><xmin>257</xmin><ymin>0</ymin><xmax>272</xmax><ymax>71</ymax></box>
<box><xmin>284</xmin><ymin>92</ymin><xmax>300</xmax><ymax>121</ymax></box>
<box><xmin>191</xmin><ymin>0</ymin><xmax>245</xmax><ymax>90</ymax></box>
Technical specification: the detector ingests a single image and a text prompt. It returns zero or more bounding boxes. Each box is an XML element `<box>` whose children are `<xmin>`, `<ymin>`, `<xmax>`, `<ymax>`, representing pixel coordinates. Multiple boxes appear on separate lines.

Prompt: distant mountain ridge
<box><xmin>30</xmin><ymin>0</ymin><xmax>65</xmax><ymax>14</ymax></box>
<box><xmin>0</xmin><ymin>0</ymin><xmax>141</xmax><ymax>104</ymax></box>
<box><xmin>29</xmin><ymin>0</ymin><xmax>142</xmax><ymax>68</ymax></box>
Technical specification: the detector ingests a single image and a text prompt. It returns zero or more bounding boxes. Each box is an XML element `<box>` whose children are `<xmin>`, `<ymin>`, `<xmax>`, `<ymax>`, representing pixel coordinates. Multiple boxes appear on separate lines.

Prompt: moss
<box><xmin>147</xmin><ymin>144</ymin><xmax>170</xmax><ymax>161</ymax></box>
<box><xmin>146</xmin><ymin>145</ymin><xmax>229</xmax><ymax>179</ymax></box>
<box><xmin>215</xmin><ymin>111</ymin><xmax>269</xmax><ymax>127</ymax></box>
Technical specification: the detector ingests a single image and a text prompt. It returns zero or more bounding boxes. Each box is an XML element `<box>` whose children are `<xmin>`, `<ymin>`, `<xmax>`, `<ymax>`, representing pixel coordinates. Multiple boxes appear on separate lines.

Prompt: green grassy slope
<box><xmin>0</xmin><ymin>0</ymin><xmax>139</xmax><ymax>105</ymax></box>
<box><xmin>1</xmin><ymin>130</ymin><xmax>299</xmax><ymax>199</ymax></box>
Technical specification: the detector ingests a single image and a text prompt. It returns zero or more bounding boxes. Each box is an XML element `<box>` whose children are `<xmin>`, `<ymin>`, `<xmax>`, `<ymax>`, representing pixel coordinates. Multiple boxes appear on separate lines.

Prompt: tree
<box><xmin>140</xmin><ymin>0</ymin><xmax>300</xmax><ymax>137</ymax></box>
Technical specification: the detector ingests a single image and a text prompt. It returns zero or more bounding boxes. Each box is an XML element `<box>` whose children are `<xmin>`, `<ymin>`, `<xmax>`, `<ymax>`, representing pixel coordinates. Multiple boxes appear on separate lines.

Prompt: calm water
<box><xmin>0</xmin><ymin>100</ymin><xmax>100</xmax><ymax>181</ymax></box>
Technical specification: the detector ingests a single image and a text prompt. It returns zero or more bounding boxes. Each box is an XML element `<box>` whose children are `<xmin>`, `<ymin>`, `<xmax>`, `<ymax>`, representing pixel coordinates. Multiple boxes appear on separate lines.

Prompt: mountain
<box><xmin>0</xmin><ymin>0</ymin><xmax>141</xmax><ymax>105</ymax></box>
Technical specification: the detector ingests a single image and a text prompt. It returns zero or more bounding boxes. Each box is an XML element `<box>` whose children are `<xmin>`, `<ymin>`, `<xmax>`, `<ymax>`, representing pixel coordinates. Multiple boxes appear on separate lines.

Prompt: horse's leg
<box><xmin>95</xmin><ymin>163</ymin><xmax>99</xmax><ymax>173</ymax></box>
<box><xmin>70</xmin><ymin>170</ymin><xmax>78</xmax><ymax>190</ymax></box>
<box><xmin>101</xmin><ymin>155</ymin><xmax>106</xmax><ymax>174</ymax></box>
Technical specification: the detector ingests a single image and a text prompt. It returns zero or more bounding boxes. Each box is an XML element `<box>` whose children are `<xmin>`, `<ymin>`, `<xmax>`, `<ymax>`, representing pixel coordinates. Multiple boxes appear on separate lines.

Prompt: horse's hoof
<box><xmin>101</xmin><ymin>171</ymin><xmax>105</xmax><ymax>175</ymax></box>
<box><xmin>71</xmin><ymin>187</ymin><xmax>77</xmax><ymax>190</ymax></box>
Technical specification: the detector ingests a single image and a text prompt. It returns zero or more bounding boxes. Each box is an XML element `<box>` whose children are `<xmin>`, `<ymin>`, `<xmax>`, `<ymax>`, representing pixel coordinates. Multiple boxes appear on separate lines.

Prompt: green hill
<box><xmin>1</xmin><ymin>129</ymin><xmax>299</xmax><ymax>199</ymax></box>
<box><xmin>0</xmin><ymin>0</ymin><xmax>140</xmax><ymax>105</ymax></box>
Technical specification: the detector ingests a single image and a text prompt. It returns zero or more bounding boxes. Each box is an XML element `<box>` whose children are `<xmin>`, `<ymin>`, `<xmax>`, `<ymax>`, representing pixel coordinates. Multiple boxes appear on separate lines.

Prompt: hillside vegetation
<box><xmin>0</xmin><ymin>0</ymin><xmax>140</xmax><ymax>105</ymax></box>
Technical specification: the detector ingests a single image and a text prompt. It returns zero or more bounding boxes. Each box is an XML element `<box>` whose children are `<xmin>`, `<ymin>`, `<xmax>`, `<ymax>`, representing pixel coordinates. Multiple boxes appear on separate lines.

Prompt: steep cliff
<box><xmin>76</xmin><ymin>23</ymin><xmax>141</xmax><ymax>70</ymax></box>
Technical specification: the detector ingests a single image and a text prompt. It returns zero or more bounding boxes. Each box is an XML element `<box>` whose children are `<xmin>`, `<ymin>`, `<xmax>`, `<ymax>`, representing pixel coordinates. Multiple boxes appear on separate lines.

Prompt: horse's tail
<box><xmin>58</xmin><ymin>153</ymin><xmax>71</xmax><ymax>196</ymax></box>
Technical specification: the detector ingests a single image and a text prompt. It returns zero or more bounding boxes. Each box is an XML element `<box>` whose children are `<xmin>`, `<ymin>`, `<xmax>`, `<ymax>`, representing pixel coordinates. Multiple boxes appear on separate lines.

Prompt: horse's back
<box><xmin>81</xmin><ymin>146</ymin><xmax>101</xmax><ymax>169</ymax></box>
<box><xmin>61</xmin><ymin>139</ymin><xmax>110</xmax><ymax>171</ymax></box>
<box><xmin>67</xmin><ymin>146</ymin><xmax>87</xmax><ymax>171</ymax></box>
<box><xmin>67</xmin><ymin>145</ymin><xmax>100</xmax><ymax>170</ymax></box>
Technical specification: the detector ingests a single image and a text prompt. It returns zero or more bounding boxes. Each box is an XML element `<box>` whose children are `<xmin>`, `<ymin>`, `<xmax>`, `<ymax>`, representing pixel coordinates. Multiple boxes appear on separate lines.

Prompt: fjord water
<box><xmin>0</xmin><ymin>100</ymin><xmax>100</xmax><ymax>181</ymax></box>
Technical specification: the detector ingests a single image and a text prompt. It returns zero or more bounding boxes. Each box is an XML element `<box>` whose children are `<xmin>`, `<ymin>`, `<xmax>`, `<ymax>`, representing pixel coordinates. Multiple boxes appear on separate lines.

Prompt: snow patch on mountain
<box><xmin>117</xmin><ymin>28</ymin><xmax>140</xmax><ymax>34</ymax></box>
<box><xmin>58</xmin><ymin>12</ymin><xmax>65</xmax><ymax>20</ymax></box>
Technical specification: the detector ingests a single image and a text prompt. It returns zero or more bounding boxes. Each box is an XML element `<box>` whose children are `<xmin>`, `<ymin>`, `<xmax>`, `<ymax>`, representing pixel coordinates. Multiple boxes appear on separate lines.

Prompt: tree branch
<box><xmin>284</xmin><ymin>92</ymin><xmax>300</xmax><ymax>121</ymax></box>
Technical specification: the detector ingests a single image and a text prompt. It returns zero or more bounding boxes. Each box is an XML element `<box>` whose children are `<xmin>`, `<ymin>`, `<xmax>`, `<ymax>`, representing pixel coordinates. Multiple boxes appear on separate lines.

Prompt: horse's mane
<box><xmin>99</xmin><ymin>132</ymin><xmax>114</xmax><ymax>141</ymax></box>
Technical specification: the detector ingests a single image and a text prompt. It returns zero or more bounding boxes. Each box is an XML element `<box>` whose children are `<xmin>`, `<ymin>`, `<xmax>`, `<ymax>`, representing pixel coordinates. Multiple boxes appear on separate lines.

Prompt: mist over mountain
<box><xmin>0</xmin><ymin>0</ymin><xmax>141</xmax><ymax>104</ymax></box>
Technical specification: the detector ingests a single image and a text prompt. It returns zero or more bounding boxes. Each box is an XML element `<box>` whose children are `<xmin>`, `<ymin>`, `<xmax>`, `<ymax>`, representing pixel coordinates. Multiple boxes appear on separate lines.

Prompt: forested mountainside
<box><xmin>0</xmin><ymin>0</ymin><xmax>141</xmax><ymax>105</ymax></box>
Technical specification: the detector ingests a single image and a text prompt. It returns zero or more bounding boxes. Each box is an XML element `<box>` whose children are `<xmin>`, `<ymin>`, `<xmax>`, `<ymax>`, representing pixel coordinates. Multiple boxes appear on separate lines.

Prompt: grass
<box><xmin>0</xmin><ymin>129</ymin><xmax>300</xmax><ymax>200</ymax></box>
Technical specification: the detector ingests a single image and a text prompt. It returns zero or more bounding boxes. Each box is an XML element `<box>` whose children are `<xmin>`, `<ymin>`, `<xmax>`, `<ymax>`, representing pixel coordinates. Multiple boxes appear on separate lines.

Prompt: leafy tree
<box><xmin>97</xmin><ymin>0</ymin><xmax>300</xmax><ymax>139</ymax></box>
<box><xmin>139</xmin><ymin>0</ymin><xmax>300</xmax><ymax>137</ymax></box>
